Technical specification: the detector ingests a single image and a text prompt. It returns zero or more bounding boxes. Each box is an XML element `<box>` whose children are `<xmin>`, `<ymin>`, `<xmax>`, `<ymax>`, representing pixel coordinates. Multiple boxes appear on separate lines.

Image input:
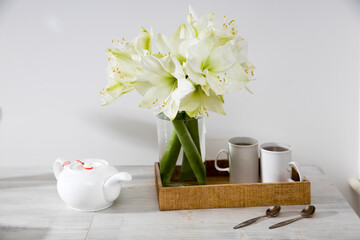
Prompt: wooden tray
<box><xmin>154</xmin><ymin>160</ymin><xmax>311</xmax><ymax>211</ymax></box>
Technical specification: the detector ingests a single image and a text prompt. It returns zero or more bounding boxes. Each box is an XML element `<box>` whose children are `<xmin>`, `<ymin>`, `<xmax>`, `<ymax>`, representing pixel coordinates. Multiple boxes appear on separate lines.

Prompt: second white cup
<box><xmin>260</xmin><ymin>142</ymin><xmax>303</xmax><ymax>183</ymax></box>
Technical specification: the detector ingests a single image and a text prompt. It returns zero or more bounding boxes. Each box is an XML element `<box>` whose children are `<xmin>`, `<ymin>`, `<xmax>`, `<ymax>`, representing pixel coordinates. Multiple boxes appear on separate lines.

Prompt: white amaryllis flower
<box><xmin>179</xmin><ymin>87</ymin><xmax>225</xmax><ymax>118</ymax></box>
<box><xmin>185</xmin><ymin>33</ymin><xmax>250</xmax><ymax>97</ymax></box>
<box><xmin>101</xmin><ymin>27</ymin><xmax>152</xmax><ymax>105</ymax></box>
<box><xmin>232</xmin><ymin>37</ymin><xmax>256</xmax><ymax>81</ymax></box>
<box><xmin>102</xmin><ymin>7</ymin><xmax>254</xmax><ymax>119</ymax></box>
<box><xmin>187</xmin><ymin>5</ymin><xmax>214</xmax><ymax>39</ymax></box>
<box><xmin>187</xmin><ymin>6</ymin><xmax>237</xmax><ymax>45</ymax></box>
<box><xmin>136</xmin><ymin>54</ymin><xmax>194</xmax><ymax>120</ymax></box>
<box><xmin>156</xmin><ymin>23</ymin><xmax>196</xmax><ymax>64</ymax></box>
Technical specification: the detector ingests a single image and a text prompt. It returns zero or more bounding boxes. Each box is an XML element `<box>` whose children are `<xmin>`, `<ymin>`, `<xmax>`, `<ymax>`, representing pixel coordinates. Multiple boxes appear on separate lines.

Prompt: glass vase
<box><xmin>156</xmin><ymin>112</ymin><xmax>206</xmax><ymax>185</ymax></box>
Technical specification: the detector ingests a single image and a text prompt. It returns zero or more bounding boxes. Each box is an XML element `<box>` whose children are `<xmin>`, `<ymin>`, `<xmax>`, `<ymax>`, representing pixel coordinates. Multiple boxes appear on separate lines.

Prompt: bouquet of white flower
<box><xmin>101</xmin><ymin>6</ymin><xmax>255</xmax><ymax>185</ymax></box>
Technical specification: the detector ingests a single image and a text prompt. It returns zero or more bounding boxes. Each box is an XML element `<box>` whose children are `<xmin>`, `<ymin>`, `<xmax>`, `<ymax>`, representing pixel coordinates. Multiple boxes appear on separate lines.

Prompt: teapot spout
<box><xmin>103</xmin><ymin>172</ymin><xmax>132</xmax><ymax>203</ymax></box>
<box><xmin>104</xmin><ymin>172</ymin><xmax>132</xmax><ymax>188</ymax></box>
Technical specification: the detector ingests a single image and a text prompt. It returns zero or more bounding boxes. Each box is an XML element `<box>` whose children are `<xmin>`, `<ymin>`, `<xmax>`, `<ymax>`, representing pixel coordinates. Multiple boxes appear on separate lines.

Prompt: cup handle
<box><xmin>215</xmin><ymin>149</ymin><xmax>230</xmax><ymax>172</ymax></box>
<box><xmin>288</xmin><ymin>161</ymin><xmax>304</xmax><ymax>181</ymax></box>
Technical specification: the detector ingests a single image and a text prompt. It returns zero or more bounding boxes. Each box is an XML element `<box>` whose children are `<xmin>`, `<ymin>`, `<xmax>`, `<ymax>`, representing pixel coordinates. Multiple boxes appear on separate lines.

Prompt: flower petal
<box><xmin>224</xmin><ymin>63</ymin><xmax>250</xmax><ymax>91</ymax></box>
<box><xmin>187</xmin><ymin>33</ymin><xmax>217</xmax><ymax>70</ymax></box>
<box><xmin>187</xmin><ymin>5</ymin><xmax>199</xmax><ymax>37</ymax></box>
<box><xmin>162</xmin><ymin>98</ymin><xmax>180</xmax><ymax>120</ymax></box>
<box><xmin>185</xmin><ymin>62</ymin><xmax>207</xmax><ymax>86</ymax></box>
<box><xmin>170</xmin><ymin>23</ymin><xmax>195</xmax><ymax>63</ymax></box>
<box><xmin>135</xmin><ymin>27</ymin><xmax>153</xmax><ymax>56</ymax></box>
<box><xmin>170</xmin><ymin>55</ymin><xmax>186</xmax><ymax>80</ymax></box>
<box><xmin>138</xmin><ymin>84</ymin><xmax>173</xmax><ymax>109</ymax></box>
<box><xmin>206</xmin><ymin>70</ymin><xmax>228</xmax><ymax>95</ymax></box>
<box><xmin>233</xmin><ymin>37</ymin><xmax>248</xmax><ymax>64</ymax></box>
<box><xmin>102</xmin><ymin>79</ymin><xmax>135</xmax><ymax>106</ymax></box>
<box><xmin>179</xmin><ymin>87</ymin><xmax>225</xmax><ymax>117</ymax></box>
<box><xmin>179</xmin><ymin>87</ymin><xmax>203</xmax><ymax>117</ymax></box>
<box><xmin>158</xmin><ymin>55</ymin><xmax>186</xmax><ymax>81</ymax></box>
<box><xmin>156</xmin><ymin>33</ymin><xmax>171</xmax><ymax>54</ymax></box>
<box><xmin>241</xmin><ymin>60</ymin><xmax>256</xmax><ymax>81</ymax></box>
<box><xmin>171</xmin><ymin>77</ymin><xmax>194</xmax><ymax>101</ymax></box>
<box><xmin>108</xmin><ymin>50</ymin><xmax>137</xmax><ymax>76</ymax></box>
<box><xmin>159</xmin><ymin>55</ymin><xmax>176</xmax><ymax>74</ymax></box>
<box><xmin>171</xmin><ymin>23</ymin><xmax>193</xmax><ymax>41</ymax></box>
<box><xmin>134</xmin><ymin>80</ymin><xmax>153</xmax><ymax>96</ymax></box>
<box><xmin>205</xmin><ymin>42</ymin><xmax>236</xmax><ymax>72</ymax></box>
<box><xmin>205</xmin><ymin>90</ymin><xmax>226</xmax><ymax>115</ymax></box>
<box><xmin>187</xmin><ymin>5</ymin><xmax>215</xmax><ymax>38</ymax></box>
<box><xmin>137</xmin><ymin>55</ymin><xmax>175</xmax><ymax>85</ymax></box>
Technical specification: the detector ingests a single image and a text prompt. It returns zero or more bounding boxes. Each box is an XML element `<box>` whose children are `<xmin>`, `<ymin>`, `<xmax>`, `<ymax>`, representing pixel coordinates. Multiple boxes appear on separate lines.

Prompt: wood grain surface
<box><xmin>0</xmin><ymin>164</ymin><xmax>359</xmax><ymax>239</ymax></box>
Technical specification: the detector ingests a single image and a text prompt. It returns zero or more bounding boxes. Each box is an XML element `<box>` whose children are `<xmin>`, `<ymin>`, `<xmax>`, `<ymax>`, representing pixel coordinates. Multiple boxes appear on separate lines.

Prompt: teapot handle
<box><xmin>53</xmin><ymin>158</ymin><xmax>69</xmax><ymax>180</ymax></box>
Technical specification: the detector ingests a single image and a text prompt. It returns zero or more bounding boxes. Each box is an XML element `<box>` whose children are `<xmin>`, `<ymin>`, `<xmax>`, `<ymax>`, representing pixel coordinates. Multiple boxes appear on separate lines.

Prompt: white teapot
<box><xmin>53</xmin><ymin>158</ymin><xmax>132</xmax><ymax>211</ymax></box>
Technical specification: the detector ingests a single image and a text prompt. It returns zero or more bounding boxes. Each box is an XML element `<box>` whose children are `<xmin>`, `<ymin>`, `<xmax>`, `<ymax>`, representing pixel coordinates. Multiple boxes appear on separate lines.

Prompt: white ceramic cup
<box><xmin>260</xmin><ymin>142</ymin><xmax>303</xmax><ymax>183</ymax></box>
<box><xmin>215</xmin><ymin>137</ymin><xmax>259</xmax><ymax>184</ymax></box>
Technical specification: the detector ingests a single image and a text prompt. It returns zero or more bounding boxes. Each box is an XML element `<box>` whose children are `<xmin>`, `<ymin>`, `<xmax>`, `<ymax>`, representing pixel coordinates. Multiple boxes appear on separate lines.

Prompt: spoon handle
<box><xmin>269</xmin><ymin>216</ymin><xmax>303</xmax><ymax>229</ymax></box>
<box><xmin>233</xmin><ymin>215</ymin><xmax>265</xmax><ymax>229</ymax></box>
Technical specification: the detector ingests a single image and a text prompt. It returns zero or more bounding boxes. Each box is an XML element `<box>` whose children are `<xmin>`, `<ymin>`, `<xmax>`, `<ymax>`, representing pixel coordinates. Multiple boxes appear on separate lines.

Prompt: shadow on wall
<box><xmin>83</xmin><ymin>112</ymin><xmax>158</xmax><ymax>150</ymax></box>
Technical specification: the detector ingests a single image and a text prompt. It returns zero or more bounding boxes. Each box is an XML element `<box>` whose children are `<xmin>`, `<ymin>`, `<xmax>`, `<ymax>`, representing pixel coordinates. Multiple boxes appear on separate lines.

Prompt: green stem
<box><xmin>172</xmin><ymin>119</ymin><xmax>207</xmax><ymax>185</ymax></box>
<box><xmin>160</xmin><ymin>130</ymin><xmax>181</xmax><ymax>185</ymax></box>
<box><xmin>180</xmin><ymin>119</ymin><xmax>201</xmax><ymax>180</ymax></box>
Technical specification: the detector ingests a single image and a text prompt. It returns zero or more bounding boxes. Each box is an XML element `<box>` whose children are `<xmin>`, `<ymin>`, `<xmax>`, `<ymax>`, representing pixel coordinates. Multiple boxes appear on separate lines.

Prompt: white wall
<box><xmin>0</xmin><ymin>0</ymin><xmax>359</xmax><ymax>214</ymax></box>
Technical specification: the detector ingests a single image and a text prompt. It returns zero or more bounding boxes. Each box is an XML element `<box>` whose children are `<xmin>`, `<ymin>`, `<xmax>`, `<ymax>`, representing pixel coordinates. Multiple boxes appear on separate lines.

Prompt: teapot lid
<box><xmin>69</xmin><ymin>159</ymin><xmax>108</xmax><ymax>172</ymax></box>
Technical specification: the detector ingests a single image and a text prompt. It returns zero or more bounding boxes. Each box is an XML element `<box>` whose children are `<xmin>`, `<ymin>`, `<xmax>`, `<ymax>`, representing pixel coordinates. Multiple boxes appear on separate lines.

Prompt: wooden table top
<box><xmin>0</xmin><ymin>165</ymin><xmax>359</xmax><ymax>240</ymax></box>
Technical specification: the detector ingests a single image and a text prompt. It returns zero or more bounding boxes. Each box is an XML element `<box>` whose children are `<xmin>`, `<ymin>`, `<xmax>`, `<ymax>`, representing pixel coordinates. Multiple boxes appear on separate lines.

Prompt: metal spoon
<box><xmin>269</xmin><ymin>205</ymin><xmax>316</xmax><ymax>229</ymax></box>
<box><xmin>233</xmin><ymin>206</ymin><xmax>281</xmax><ymax>229</ymax></box>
